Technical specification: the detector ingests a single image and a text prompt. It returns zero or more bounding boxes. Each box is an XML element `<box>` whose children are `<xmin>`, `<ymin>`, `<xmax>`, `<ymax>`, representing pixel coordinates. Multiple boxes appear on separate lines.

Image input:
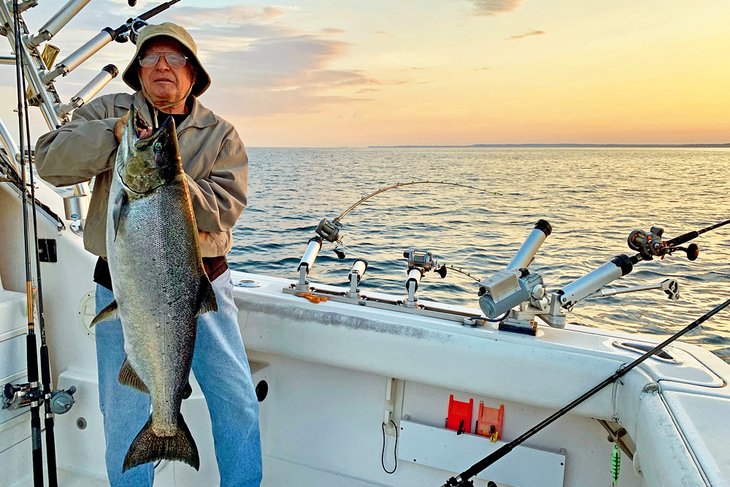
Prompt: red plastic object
<box><xmin>445</xmin><ymin>395</ymin><xmax>474</xmax><ymax>434</ymax></box>
<box><xmin>476</xmin><ymin>402</ymin><xmax>504</xmax><ymax>441</ymax></box>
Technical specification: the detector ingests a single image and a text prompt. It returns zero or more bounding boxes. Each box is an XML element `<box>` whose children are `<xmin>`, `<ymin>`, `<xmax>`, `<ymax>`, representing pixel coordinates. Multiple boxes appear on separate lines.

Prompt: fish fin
<box><xmin>111</xmin><ymin>190</ymin><xmax>128</xmax><ymax>241</ymax></box>
<box><xmin>123</xmin><ymin>414</ymin><xmax>200</xmax><ymax>472</ymax></box>
<box><xmin>90</xmin><ymin>300</ymin><xmax>119</xmax><ymax>326</ymax></box>
<box><xmin>183</xmin><ymin>381</ymin><xmax>192</xmax><ymax>400</ymax></box>
<box><xmin>118</xmin><ymin>358</ymin><xmax>149</xmax><ymax>394</ymax></box>
<box><xmin>195</xmin><ymin>276</ymin><xmax>218</xmax><ymax>317</ymax></box>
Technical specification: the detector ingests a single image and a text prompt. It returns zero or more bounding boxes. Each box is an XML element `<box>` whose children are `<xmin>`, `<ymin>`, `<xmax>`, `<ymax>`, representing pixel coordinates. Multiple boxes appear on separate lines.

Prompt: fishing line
<box><xmin>445</xmin><ymin>265</ymin><xmax>482</xmax><ymax>282</ymax></box>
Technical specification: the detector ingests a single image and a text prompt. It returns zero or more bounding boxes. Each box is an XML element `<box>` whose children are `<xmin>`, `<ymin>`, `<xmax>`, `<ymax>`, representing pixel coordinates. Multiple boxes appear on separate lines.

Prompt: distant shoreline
<box><xmin>367</xmin><ymin>143</ymin><xmax>730</xmax><ymax>149</ymax></box>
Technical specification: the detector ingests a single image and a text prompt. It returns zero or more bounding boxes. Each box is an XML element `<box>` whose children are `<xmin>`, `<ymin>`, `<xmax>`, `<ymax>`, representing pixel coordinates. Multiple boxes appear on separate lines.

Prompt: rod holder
<box><xmin>0</xmin><ymin>118</ymin><xmax>21</xmax><ymax>166</ymax></box>
<box><xmin>506</xmin><ymin>219</ymin><xmax>552</xmax><ymax>271</ymax></box>
<box><xmin>557</xmin><ymin>255</ymin><xmax>634</xmax><ymax>308</ymax></box>
<box><xmin>296</xmin><ymin>238</ymin><xmax>322</xmax><ymax>291</ymax></box>
<box><xmin>16</xmin><ymin>0</ymin><xmax>38</xmax><ymax>14</ymax></box>
<box><xmin>26</xmin><ymin>0</ymin><xmax>91</xmax><ymax>47</ymax></box>
<box><xmin>42</xmin><ymin>28</ymin><xmax>118</xmax><ymax>84</ymax></box>
<box><xmin>347</xmin><ymin>259</ymin><xmax>368</xmax><ymax>298</ymax></box>
<box><xmin>56</xmin><ymin>64</ymin><xmax>118</xmax><ymax>117</ymax></box>
<box><xmin>405</xmin><ymin>268</ymin><xmax>423</xmax><ymax>307</ymax></box>
<box><xmin>63</xmin><ymin>185</ymin><xmax>89</xmax><ymax>222</ymax></box>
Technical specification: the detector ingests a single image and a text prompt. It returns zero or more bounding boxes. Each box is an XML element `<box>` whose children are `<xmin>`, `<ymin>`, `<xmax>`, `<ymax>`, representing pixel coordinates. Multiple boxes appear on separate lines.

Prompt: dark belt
<box><xmin>95</xmin><ymin>255</ymin><xmax>228</xmax><ymax>290</ymax></box>
<box><xmin>203</xmin><ymin>256</ymin><xmax>228</xmax><ymax>282</ymax></box>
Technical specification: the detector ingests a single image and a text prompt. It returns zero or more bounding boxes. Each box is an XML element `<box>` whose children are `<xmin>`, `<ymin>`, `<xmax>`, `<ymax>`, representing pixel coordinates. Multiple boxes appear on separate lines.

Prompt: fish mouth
<box><xmin>134</xmin><ymin>115</ymin><xmax>174</xmax><ymax>151</ymax></box>
<box><xmin>117</xmin><ymin>106</ymin><xmax>180</xmax><ymax>194</ymax></box>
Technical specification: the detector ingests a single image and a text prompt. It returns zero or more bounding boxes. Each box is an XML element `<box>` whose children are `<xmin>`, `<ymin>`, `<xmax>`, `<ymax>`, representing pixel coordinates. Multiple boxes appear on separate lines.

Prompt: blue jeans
<box><xmin>95</xmin><ymin>270</ymin><xmax>262</xmax><ymax>486</ymax></box>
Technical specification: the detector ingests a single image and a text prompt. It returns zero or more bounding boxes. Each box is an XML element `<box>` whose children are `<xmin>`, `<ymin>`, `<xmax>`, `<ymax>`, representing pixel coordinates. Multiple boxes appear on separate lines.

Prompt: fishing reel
<box><xmin>113</xmin><ymin>18</ymin><xmax>146</xmax><ymax>44</ymax></box>
<box><xmin>628</xmin><ymin>226</ymin><xmax>699</xmax><ymax>261</ymax></box>
<box><xmin>315</xmin><ymin>218</ymin><xmax>346</xmax><ymax>259</ymax></box>
<box><xmin>2</xmin><ymin>383</ymin><xmax>76</xmax><ymax>414</ymax></box>
<box><xmin>403</xmin><ymin>248</ymin><xmax>447</xmax><ymax>307</ymax></box>
<box><xmin>404</xmin><ymin>248</ymin><xmax>447</xmax><ymax>278</ymax></box>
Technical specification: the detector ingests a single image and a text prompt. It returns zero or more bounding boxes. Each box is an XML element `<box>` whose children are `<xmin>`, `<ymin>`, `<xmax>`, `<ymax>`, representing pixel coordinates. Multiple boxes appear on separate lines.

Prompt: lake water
<box><xmin>230</xmin><ymin>147</ymin><xmax>730</xmax><ymax>362</ymax></box>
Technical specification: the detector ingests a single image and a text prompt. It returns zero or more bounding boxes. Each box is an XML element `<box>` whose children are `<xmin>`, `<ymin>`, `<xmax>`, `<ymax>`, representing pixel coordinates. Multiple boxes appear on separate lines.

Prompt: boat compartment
<box><xmin>398</xmin><ymin>419</ymin><xmax>566</xmax><ymax>486</ymax></box>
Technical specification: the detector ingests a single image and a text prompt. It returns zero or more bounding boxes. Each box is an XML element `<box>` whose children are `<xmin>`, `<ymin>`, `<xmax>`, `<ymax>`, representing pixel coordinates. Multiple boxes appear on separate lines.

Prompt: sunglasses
<box><xmin>138</xmin><ymin>52</ymin><xmax>189</xmax><ymax>68</ymax></box>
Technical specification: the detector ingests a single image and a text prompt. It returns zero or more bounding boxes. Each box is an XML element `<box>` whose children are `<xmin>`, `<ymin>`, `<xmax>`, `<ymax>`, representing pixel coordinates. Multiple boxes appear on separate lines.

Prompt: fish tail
<box><xmin>123</xmin><ymin>414</ymin><xmax>200</xmax><ymax>472</ymax></box>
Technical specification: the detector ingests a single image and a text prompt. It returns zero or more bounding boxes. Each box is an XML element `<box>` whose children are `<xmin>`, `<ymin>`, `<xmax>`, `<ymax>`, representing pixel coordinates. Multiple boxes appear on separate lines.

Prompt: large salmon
<box><xmin>92</xmin><ymin>105</ymin><xmax>217</xmax><ymax>471</ymax></box>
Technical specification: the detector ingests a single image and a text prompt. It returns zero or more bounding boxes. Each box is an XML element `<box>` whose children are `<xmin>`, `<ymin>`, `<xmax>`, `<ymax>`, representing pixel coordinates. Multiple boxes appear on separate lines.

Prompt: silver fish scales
<box><xmin>92</xmin><ymin>105</ymin><xmax>217</xmax><ymax>471</ymax></box>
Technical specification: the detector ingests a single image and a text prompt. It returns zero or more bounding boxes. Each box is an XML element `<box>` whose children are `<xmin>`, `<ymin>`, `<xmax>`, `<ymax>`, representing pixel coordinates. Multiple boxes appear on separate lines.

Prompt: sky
<box><xmin>2</xmin><ymin>0</ymin><xmax>730</xmax><ymax>147</ymax></box>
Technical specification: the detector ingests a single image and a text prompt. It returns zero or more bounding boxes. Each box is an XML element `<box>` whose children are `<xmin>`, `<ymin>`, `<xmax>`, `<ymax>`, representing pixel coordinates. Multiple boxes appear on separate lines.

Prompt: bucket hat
<box><xmin>122</xmin><ymin>22</ymin><xmax>211</xmax><ymax>97</ymax></box>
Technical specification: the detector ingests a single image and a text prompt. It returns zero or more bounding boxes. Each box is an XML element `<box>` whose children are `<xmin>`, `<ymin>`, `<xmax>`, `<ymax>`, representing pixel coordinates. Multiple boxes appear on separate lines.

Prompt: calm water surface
<box><xmin>230</xmin><ymin>147</ymin><xmax>730</xmax><ymax>362</ymax></box>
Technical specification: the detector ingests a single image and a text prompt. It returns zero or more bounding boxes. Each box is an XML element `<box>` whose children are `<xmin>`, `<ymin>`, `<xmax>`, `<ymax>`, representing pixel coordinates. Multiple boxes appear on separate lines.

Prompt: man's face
<box><xmin>138</xmin><ymin>38</ymin><xmax>196</xmax><ymax>110</ymax></box>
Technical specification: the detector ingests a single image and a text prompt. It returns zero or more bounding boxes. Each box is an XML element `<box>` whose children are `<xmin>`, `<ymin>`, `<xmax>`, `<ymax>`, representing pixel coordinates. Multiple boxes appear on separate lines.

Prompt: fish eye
<box><xmin>154</xmin><ymin>141</ymin><xmax>163</xmax><ymax>152</ymax></box>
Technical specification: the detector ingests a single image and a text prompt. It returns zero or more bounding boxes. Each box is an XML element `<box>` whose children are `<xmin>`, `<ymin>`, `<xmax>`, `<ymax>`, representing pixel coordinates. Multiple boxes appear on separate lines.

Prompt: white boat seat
<box><xmin>0</xmin><ymin>288</ymin><xmax>26</xmax><ymax>336</ymax></box>
<box><xmin>664</xmin><ymin>390</ymin><xmax>730</xmax><ymax>487</ymax></box>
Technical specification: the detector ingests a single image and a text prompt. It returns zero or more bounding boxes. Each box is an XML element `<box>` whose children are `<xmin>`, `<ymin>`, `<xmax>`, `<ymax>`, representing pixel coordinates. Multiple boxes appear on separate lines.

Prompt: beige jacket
<box><xmin>35</xmin><ymin>91</ymin><xmax>247</xmax><ymax>258</ymax></box>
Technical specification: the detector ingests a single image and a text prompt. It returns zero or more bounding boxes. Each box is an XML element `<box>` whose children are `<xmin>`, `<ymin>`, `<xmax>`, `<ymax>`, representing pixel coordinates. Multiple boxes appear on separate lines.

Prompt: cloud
<box><xmin>18</xmin><ymin>2</ymin><xmax>382</xmax><ymax>119</ymax></box>
<box><xmin>156</xmin><ymin>3</ymin><xmax>383</xmax><ymax>117</ymax></box>
<box><xmin>469</xmin><ymin>0</ymin><xmax>524</xmax><ymax>16</ymax></box>
<box><xmin>203</xmin><ymin>34</ymin><xmax>380</xmax><ymax>116</ymax></box>
<box><xmin>509</xmin><ymin>30</ymin><xmax>546</xmax><ymax>40</ymax></box>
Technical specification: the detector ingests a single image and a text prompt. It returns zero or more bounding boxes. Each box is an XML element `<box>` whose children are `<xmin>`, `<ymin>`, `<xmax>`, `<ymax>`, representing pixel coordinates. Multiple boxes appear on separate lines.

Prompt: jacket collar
<box><xmin>118</xmin><ymin>91</ymin><xmax>218</xmax><ymax>130</ymax></box>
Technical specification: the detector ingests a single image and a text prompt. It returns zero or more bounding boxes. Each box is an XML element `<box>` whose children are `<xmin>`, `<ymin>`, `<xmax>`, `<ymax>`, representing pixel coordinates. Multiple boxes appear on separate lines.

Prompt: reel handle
<box><xmin>628</xmin><ymin>227</ymin><xmax>700</xmax><ymax>261</ymax></box>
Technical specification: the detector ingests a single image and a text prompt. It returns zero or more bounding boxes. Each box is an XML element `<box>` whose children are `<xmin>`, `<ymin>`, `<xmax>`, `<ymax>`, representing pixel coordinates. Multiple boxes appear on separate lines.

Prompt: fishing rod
<box><xmin>20</xmin><ymin>39</ymin><xmax>61</xmax><ymax>487</ymax></box>
<box><xmin>442</xmin><ymin>297</ymin><xmax>730</xmax><ymax>487</ymax></box>
<box><xmin>627</xmin><ymin>219</ymin><xmax>730</xmax><ymax>263</ymax></box>
<box><xmin>314</xmin><ymin>180</ymin><xmax>497</xmax><ymax>250</ymax></box>
<box><xmin>12</xmin><ymin>0</ymin><xmax>44</xmax><ymax>484</ymax></box>
<box><xmin>556</xmin><ymin>219</ymin><xmax>730</xmax><ymax>310</ymax></box>
<box><xmin>294</xmin><ymin>181</ymin><xmax>496</xmax><ymax>290</ymax></box>
<box><xmin>335</xmin><ymin>180</ymin><xmax>499</xmax><ymax>223</ymax></box>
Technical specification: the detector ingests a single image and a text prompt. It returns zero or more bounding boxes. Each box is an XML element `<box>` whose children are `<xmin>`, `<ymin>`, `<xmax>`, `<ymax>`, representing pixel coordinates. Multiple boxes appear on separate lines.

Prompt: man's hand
<box><xmin>114</xmin><ymin>113</ymin><xmax>129</xmax><ymax>142</ymax></box>
<box><xmin>114</xmin><ymin>112</ymin><xmax>154</xmax><ymax>142</ymax></box>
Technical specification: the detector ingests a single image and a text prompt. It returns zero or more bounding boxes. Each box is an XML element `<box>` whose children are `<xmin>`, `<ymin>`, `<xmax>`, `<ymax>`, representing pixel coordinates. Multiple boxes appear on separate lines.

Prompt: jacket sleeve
<box><xmin>186</xmin><ymin>128</ymin><xmax>248</xmax><ymax>233</ymax></box>
<box><xmin>35</xmin><ymin>98</ymin><xmax>119</xmax><ymax>187</ymax></box>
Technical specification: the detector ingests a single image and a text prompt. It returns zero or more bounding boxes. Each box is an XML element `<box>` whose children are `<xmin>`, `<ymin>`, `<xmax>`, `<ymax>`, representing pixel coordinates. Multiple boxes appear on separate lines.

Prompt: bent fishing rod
<box><xmin>443</xmin><ymin>297</ymin><xmax>730</xmax><ymax>486</ymax></box>
<box><xmin>312</xmin><ymin>180</ymin><xmax>497</xmax><ymax>255</ymax></box>
<box><xmin>335</xmin><ymin>180</ymin><xmax>500</xmax><ymax>223</ymax></box>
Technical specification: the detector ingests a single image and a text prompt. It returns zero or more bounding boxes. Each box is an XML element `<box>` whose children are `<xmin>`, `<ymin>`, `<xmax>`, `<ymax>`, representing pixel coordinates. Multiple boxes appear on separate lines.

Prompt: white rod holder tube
<box><xmin>43</xmin><ymin>28</ymin><xmax>117</xmax><ymax>83</ymax></box>
<box><xmin>27</xmin><ymin>0</ymin><xmax>91</xmax><ymax>47</ymax></box>
<box><xmin>405</xmin><ymin>268</ymin><xmax>423</xmax><ymax>307</ymax></box>
<box><xmin>347</xmin><ymin>259</ymin><xmax>368</xmax><ymax>298</ymax></box>
<box><xmin>296</xmin><ymin>238</ymin><xmax>322</xmax><ymax>290</ymax></box>
<box><xmin>558</xmin><ymin>255</ymin><xmax>634</xmax><ymax>308</ymax></box>
<box><xmin>0</xmin><ymin>118</ymin><xmax>21</xmax><ymax>167</ymax></box>
<box><xmin>506</xmin><ymin>219</ymin><xmax>552</xmax><ymax>271</ymax></box>
<box><xmin>56</xmin><ymin>64</ymin><xmax>118</xmax><ymax>117</ymax></box>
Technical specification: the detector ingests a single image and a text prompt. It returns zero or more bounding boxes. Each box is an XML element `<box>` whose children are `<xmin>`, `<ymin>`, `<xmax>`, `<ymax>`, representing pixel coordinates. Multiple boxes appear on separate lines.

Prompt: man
<box><xmin>35</xmin><ymin>23</ymin><xmax>262</xmax><ymax>486</ymax></box>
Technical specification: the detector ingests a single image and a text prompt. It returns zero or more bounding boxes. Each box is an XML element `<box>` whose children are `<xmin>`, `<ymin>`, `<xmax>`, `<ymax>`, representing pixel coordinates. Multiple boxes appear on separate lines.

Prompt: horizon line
<box><xmin>247</xmin><ymin>142</ymin><xmax>730</xmax><ymax>149</ymax></box>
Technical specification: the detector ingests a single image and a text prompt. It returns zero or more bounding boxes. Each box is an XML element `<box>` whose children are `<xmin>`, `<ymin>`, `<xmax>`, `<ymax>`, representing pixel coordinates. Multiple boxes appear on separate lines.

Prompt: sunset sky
<box><xmin>3</xmin><ymin>0</ymin><xmax>730</xmax><ymax>147</ymax></box>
